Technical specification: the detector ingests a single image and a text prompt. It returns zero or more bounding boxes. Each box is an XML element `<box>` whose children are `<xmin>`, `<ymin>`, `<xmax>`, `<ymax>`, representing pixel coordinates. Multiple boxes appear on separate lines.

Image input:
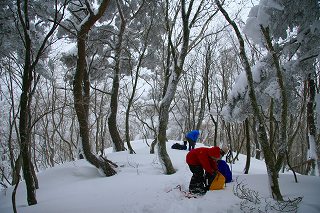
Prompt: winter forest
<box><xmin>0</xmin><ymin>0</ymin><xmax>319</xmax><ymax>209</ymax></box>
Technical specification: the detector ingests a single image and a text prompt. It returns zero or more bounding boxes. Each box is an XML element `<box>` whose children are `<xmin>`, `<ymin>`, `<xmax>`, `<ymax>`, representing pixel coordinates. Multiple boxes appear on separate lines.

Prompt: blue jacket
<box><xmin>218</xmin><ymin>160</ymin><xmax>232</xmax><ymax>183</ymax></box>
<box><xmin>186</xmin><ymin>130</ymin><xmax>200</xmax><ymax>142</ymax></box>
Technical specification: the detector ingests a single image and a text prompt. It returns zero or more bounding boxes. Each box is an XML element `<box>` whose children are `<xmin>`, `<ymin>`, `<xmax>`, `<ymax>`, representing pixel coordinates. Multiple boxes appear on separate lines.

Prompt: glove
<box><xmin>204</xmin><ymin>172</ymin><xmax>216</xmax><ymax>190</ymax></box>
<box><xmin>212</xmin><ymin>171</ymin><xmax>217</xmax><ymax>179</ymax></box>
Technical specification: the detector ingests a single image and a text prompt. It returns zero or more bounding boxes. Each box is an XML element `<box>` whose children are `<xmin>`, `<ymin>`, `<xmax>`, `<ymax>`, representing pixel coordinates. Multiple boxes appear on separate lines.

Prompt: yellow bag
<box><xmin>209</xmin><ymin>171</ymin><xmax>225</xmax><ymax>190</ymax></box>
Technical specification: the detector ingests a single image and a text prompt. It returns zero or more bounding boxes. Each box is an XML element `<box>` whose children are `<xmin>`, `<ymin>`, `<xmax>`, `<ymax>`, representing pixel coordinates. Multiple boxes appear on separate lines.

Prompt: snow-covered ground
<box><xmin>1</xmin><ymin>140</ymin><xmax>319</xmax><ymax>213</ymax></box>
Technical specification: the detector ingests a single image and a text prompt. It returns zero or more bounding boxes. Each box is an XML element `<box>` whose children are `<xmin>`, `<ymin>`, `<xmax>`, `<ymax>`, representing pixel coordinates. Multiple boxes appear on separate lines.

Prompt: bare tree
<box><xmin>124</xmin><ymin>11</ymin><xmax>154</xmax><ymax>154</ymax></box>
<box><xmin>204</xmin><ymin>42</ymin><xmax>219</xmax><ymax>146</ymax></box>
<box><xmin>71</xmin><ymin>0</ymin><xmax>117</xmax><ymax>176</ymax></box>
<box><xmin>0</xmin><ymin>61</ymin><xmax>21</xmax><ymax>186</ymax></box>
<box><xmin>157</xmin><ymin>0</ymin><xmax>217</xmax><ymax>174</ymax></box>
<box><xmin>107</xmin><ymin>0</ymin><xmax>126</xmax><ymax>152</ymax></box>
<box><xmin>13</xmin><ymin>0</ymin><xmax>68</xmax><ymax>205</ymax></box>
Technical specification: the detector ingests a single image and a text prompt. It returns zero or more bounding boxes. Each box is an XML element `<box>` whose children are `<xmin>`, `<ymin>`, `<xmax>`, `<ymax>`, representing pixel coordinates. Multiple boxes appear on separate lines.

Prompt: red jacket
<box><xmin>186</xmin><ymin>147</ymin><xmax>221</xmax><ymax>174</ymax></box>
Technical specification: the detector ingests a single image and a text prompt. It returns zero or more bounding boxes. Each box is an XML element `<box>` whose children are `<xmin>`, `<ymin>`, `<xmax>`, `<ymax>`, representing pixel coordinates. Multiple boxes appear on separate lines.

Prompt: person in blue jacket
<box><xmin>217</xmin><ymin>159</ymin><xmax>232</xmax><ymax>183</ymax></box>
<box><xmin>185</xmin><ymin>130</ymin><xmax>200</xmax><ymax>151</ymax></box>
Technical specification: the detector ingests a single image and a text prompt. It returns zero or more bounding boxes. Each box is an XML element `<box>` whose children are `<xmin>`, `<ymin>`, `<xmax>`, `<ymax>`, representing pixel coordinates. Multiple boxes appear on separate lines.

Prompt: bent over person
<box><xmin>186</xmin><ymin>146</ymin><xmax>228</xmax><ymax>195</ymax></box>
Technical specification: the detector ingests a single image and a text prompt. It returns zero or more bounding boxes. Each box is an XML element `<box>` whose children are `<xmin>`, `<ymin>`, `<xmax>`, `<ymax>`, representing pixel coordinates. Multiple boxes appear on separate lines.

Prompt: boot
<box><xmin>189</xmin><ymin>175</ymin><xmax>207</xmax><ymax>195</ymax></box>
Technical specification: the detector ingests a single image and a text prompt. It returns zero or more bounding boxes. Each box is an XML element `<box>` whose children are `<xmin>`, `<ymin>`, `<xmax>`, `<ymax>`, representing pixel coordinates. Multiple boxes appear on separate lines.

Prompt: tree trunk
<box><xmin>18</xmin><ymin>12</ymin><xmax>37</xmax><ymax>205</ymax></box>
<box><xmin>12</xmin><ymin>154</ymin><xmax>22</xmax><ymax>186</ymax></box>
<box><xmin>125</xmin><ymin>85</ymin><xmax>136</xmax><ymax>154</ymax></box>
<box><xmin>306</xmin><ymin>74</ymin><xmax>319</xmax><ymax>175</ymax></box>
<box><xmin>74</xmin><ymin>35</ymin><xmax>116</xmax><ymax>176</ymax></box>
<box><xmin>16</xmin><ymin>0</ymin><xmax>68</xmax><ymax>205</ymax></box>
<box><xmin>216</xmin><ymin>0</ymin><xmax>283</xmax><ymax>200</ymax></box>
<box><xmin>158</xmin><ymin>101</ymin><xmax>176</xmax><ymax>174</ymax></box>
<box><xmin>108</xmin><ymin>0</ymin><xmax>126</xmax><ymax>152</ymax></box>
<box><xmin>204</xmin><ymin>44</ymin><xmax>218</xmax><ymax>146</ymax></box>
<box><xmin>157</xmin><ymin>0</ymin><xmax>196</xmax><ymax>175</ymax></box>
<box><xmin>12</xmin><ymin>173</ymin><xmax>20</xmax><ymax>213</ymax></box>
<box><xmin>73</xmin><ymin>0</ymin><xmax>116</xmax><ymax>176</ymax></box>
<box><xmin>150</xmin><ymin>139</ymin><xmax>157</xmax><ymax>154</ymax></box>
<box><xmin>124</xmin><ymin>38</ymin><xmax>143</xmax><ymax>155</ymax></box>
<box><xmin>260</xmin><ymin>27</ymin><xmax>288</xmax><ymax>174</ymax></box>
<box><xmin>196</xmin><ymin>45</ymin><xmax>210</xmax><ymax>131</ymax></box>
<box><xmin>108</xmin><ymin>72</ymin><xmax>124</xmax><ymax>151</ymax></box>
<box><xmin>244</xmin><ymin>118</ymin><xmax>251</xmax><ymax>174</ymax></box>
<box><xmin>7</xmin><ymin>70</ymin><xmax>19</xmax><ymax>185</ymax></box>
<box><xmin>20</xmin><ymin>86</ymin><xmax>37</xmax><ymax>206</ymax></box>
<box><xmin>251</xmin><ymin>117</ymin><xmax>261</xmax><ymax>159</ymax></box>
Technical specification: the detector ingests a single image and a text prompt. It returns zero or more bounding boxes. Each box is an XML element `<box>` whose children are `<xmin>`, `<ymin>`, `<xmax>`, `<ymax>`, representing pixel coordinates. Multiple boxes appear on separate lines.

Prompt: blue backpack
<box><xmin>218</xmin><ymin>160</ymin><xmax>232</xmax><ymax>183</ymax></box>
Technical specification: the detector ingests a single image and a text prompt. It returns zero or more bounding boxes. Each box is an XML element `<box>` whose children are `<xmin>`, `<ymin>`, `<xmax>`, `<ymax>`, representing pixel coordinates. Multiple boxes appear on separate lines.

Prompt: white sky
<box><xmin>1</xmin><ymin>140</ymin><xmax>319</xmax><ymax>213</ymax></box>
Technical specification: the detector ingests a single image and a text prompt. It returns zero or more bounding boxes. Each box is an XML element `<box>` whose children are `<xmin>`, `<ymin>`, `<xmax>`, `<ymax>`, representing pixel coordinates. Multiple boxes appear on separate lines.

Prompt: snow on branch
<box><xmin>233</xmin><ymin>177</ymin><xmax>303</xmax><ymax>213</ymax></box>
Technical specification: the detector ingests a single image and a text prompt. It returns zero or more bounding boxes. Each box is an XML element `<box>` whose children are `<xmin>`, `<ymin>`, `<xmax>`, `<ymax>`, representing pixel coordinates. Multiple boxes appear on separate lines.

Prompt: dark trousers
<box><xmin>188</xmin><ymin>165</ymin><xmax>206</xmax><ymax>195</ymax></box>
<box><xmin>186</xmin><ymin>138</ymin><xmax>195</xmax><ymax>151</ymax></box>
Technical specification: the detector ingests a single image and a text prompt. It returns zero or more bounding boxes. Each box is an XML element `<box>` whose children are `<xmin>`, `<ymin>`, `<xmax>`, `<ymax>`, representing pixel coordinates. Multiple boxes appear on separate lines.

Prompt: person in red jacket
<box><xmin>186</xmin><ymin>146</ymin><xmax>228</xmax><ymax>195</ymax></box>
